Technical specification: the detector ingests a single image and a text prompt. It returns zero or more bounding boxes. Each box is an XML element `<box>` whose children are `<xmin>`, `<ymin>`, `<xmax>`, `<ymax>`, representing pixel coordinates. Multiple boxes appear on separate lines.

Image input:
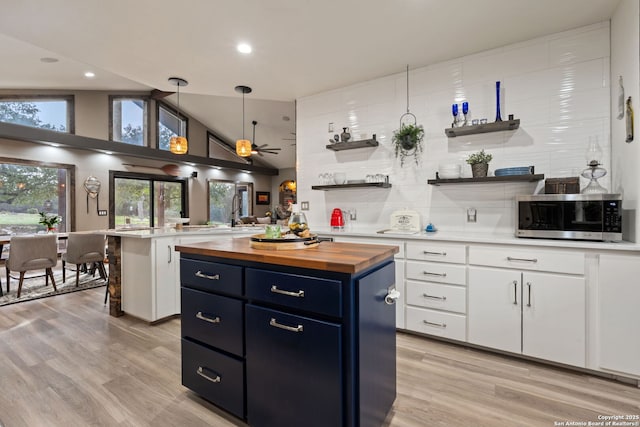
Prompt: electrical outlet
<box><xmin>301</xmin><ymin>201</ymin><xmax>310</xmax><ymax>210</ymax></box>
<box><xmin>328</xmin><ymin>122</ymin><xmax>334</xmax><ymax>133</ymax></box>
<box><xmin>467</xmin><ymin>208</ymin><xmax>477</xmax><ymax>223</ymax></box>
<box><xmin>98</xmin><ymin>210</ymin><xmax>108</xmax><ymax>216</ymax></box>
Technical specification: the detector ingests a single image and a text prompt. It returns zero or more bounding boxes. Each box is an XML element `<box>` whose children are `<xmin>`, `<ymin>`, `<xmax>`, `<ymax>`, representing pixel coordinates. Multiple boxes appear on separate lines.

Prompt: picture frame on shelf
<box><xmin>256</xmin><ymin>191</ymin><xmax>270</xmax><ymax>205</ymax></box>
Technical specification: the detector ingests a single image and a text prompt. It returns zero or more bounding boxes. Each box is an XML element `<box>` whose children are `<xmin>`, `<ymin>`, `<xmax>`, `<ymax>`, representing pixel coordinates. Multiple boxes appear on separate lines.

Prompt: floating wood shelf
<box><xmin>428</xmin><ymin>174</ymin><xmax>544</xmax><ymax>185</ymax></box>
<box><xmin>312</xmin><ymin>182</ymin><xmax>392</xmax><ymax>190</ymax></box>
<box><xmin>445</xmin><ymin>119</ymin><xmax>520</xmax><ymax>137</ymax></box>
<box><xmin>326</xmin><ymin>138</ymin><xmax>379</xmax><ymax>151</ymax></box>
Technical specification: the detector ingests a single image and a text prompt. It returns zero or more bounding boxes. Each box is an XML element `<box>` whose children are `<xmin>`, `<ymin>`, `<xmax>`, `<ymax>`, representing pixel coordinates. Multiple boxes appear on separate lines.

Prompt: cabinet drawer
<box><xmin>181</xmin><ymin>339</ymin><xmax>245</xmax><ymax>419</ymax></box>
<box><xmin>246</xmin><ymin>268</ymin><xmax>342</xmax><ymax>318</ymax></box>
<box><xmin>406</xmin><ymin>261</ymin><xmax>466</xmax><ymax>285</ymax></box>
<box><xmin>469</xmin><ymin>245</ymin><xmax>584</xmax><ymax>275</ymax></box>
<box><xmin>180</xmin><ymin>258</ymin><xmax>243</xmax><ymax>296</ymax></box>
<box><xmin>406</xmin><ymin>241</ymin><xmax>466</xmax><ymax>264</ymax></box>
<box><xmin>406</xmin><ymin>281</ymin><xmax>466</xmax><ymax>314</ymax></box>
<box><xmin>406</xmin><ymin>306</ymin><xmax>466</xmax><ymax>341</ymax></box>
<box><xmin>181</xmin><ymin>288</ymin><xmax>244</xmax><ymax>356</ymax></box>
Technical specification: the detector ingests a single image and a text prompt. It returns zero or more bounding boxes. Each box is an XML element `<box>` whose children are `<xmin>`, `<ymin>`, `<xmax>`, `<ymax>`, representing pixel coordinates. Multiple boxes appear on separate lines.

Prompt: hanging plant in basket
<box><xmin>393</xmin><ymin>65</ymin><xmax>425</xmax><ymax>167</ymax></box>
<box><xmin>392</xmin><ymin>123</ymin><xmax>424</xmax><ymax>166</ymax></box>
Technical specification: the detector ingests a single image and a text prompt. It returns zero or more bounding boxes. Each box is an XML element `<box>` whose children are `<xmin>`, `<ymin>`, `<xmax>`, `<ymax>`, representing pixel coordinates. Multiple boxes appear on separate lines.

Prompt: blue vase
<box><xmin>495</xmin><ymin>81</ymin><xmax>502</xmax><ymax>122</ymax></box>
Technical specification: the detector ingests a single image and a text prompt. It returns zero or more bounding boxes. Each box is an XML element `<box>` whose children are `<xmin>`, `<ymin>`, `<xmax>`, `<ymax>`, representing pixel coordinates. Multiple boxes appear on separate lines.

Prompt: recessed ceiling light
<box><xmin>237</xmin><ymin>43</ymin><xmax>252</xmax><ymax>54</ymax></box>
<box><xmin>84</xmin><ymin>71</ymin><xmax>96</xmax><ymax>78</ymax></box>
<box><xmin>40</xmin><ymin>57</ymin><xmax>59</xmax><ymax>63</ymax></box>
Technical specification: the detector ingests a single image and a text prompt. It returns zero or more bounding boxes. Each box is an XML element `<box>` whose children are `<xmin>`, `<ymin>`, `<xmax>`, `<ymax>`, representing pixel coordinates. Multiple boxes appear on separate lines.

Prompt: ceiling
<box><xmin>0</xmin><ymin>0</ymin><xmax>620</xmax><ymax>170</ymax></box>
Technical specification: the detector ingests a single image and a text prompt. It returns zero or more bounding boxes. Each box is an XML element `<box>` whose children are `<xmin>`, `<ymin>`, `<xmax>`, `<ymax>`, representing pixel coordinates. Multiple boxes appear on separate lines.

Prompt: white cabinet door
<box><xmin>522</xmin><ymin>271</ymin><xmax>585</xmax><ymax>367</ymax></box>
<box><xmin>153</xmin><ymin>237</ymin><xmax>178</xmax><ymax>320</ymax></box>
<box><xmin>599</xmin><ymin>254</ymin><xmax>640</xmax><ymax>376</ymax></box>
<box><xmin>468</xmin><ymin>267</ymin><xmax>521</xmax><ymax>353</ymax></box>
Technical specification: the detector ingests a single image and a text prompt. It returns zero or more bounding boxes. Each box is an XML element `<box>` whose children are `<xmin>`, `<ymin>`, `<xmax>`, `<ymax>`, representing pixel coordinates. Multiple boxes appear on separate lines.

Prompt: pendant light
<box><xmin>168</xmin><ymin>77</ymin><xmax>188</xmax><ymax>154</ymax></box>
<box><xmin>235</xmin><ymin>85</ymin><xmax>252</xmax><ymax>157</ymax></box>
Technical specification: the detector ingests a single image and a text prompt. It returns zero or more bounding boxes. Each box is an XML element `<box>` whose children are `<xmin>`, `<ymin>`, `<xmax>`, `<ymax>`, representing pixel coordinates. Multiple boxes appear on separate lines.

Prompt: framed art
<box><xmin>256</xmin><ymin>191</ymin><xmax>270</xmax><ymax>205</ymax></box>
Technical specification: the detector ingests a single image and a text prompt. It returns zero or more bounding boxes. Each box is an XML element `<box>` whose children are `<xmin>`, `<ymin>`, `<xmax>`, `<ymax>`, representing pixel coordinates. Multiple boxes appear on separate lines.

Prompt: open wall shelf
<box><xmin>428</xmin><ymin>174</ymin><xmax>544</xmax><ymax>185</ymax></box>
<box><xmin>445</xmin><ymin>119</ymin><xmax>520</xmax><ymax>137</ymax></box>
<box><xmin>312</xmin><ymin>182</ymin><xmax>392</xmax><ymax>190</ymax></box>
<box><xmin>326</xmin><ymin>138</ymin><xmax>379</xmax><ymax>151</ymax></box>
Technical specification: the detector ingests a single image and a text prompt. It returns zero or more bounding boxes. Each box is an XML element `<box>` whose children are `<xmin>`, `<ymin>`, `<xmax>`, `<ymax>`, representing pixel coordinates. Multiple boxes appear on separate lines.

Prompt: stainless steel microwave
<box><xmin>516</xmin><ymin>193</ymin><xmax>622</xmax><ymax>241</ymax></box>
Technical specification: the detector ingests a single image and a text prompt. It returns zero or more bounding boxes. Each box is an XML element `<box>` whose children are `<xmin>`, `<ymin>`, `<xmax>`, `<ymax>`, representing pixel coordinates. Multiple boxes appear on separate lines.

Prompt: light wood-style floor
<box><xmin>0</xmin><ymin>287</ymin><xmax>638</xmax><ymax>427</ymax></box>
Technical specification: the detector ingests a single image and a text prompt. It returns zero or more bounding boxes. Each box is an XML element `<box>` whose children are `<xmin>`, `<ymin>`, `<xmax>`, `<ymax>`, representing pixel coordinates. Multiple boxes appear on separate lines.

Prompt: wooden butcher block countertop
<box><xmin>175</xmin><ymin>237</ymin><xmax>399</xmax><ymax>274</ymax></box>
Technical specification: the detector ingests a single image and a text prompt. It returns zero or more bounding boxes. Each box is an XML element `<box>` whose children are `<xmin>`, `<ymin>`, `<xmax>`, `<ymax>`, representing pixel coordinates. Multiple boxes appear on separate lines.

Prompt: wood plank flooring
<box><xmin>0</xmin><ymin>287</ymin><xmax>638</xmax><ymax>427</ymax></box>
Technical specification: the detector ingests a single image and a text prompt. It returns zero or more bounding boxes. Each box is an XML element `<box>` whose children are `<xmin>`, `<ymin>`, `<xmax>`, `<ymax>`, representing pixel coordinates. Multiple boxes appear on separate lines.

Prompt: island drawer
<box><xmin>181</xmin><ymin>288</ymin><xmax>244</xmax><ymax>357</ymax></box>
<box><xmin>406</xmin><ymin>242</ymin><xmax>466</xmax><ymax>264</ymax></box>
<box><xmin>406</xmin><ymin>281</ymin><xmax>466</xmax><ymax>314</ymax></box>
<box><xmin>468</xmin><ymin>245</ymin><xmax>585</xmax><ymax>275</ymax></box>
<box><xmin>181</xmin><ymin>339</ymin><xmax>245</xmax><ymax>419</ymax></box>
<box><xmin>406</xmin><ymin>261</ymin><xmax>466</xmax><ymax>285</ymax></box>
<box><xmin>181</xmin><ymin>258</ymin><xmax>243</xmax><ymax>296</ymax></box>
<box><xmin>246</xmin><ymin>268</ymin><xmax>342</xmax><ymax>318</ymax></box>
<box><xmin>406</xmin><ymin>306</ymin><xmax>466</xmax><ymax>342</ymax></box>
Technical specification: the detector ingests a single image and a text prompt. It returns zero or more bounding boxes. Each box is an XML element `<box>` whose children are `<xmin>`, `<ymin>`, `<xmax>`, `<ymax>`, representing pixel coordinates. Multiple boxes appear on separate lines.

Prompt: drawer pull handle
<box><xmin>270</xmin><ymin>285</ymin><xmax>305</xmax><ymax>298</ymax></box>
<box><xmin>195</xmin><ymin>271</ymin><xmax>220</xmax><ymax>280</ymax></box>
<box><xmin>423</xmin><ymin>251</ymin><xmax>447</xmax><ymax>256</ymax></box>
<box><xmin>196</xmin><ymin>311</ymin><xmax>221</xmax><ymax>324</ymax></box>
<box><xmin>526</xmin><ymin>282</ymin><xmax>532</xmax><ymax>307</ymax></box>
<box><xmin>423</xmin><ymin>320</ymin><xmax>447</xmax><ymax>328</ymax></box>
<box><xmin>270</xmin><ymin>318</ymin><xmax>304</xmax><ymax>333</ymax></box>
<box><xmin>196</xmin><ymin>366</ymin><xmax>221</xmax><ymax>383</ymax></box>
<box><xmin>423</xmin><ymin>293</ymin><xmax>446</xmax><ymax>301</ymax></box>
<box><xmin>513</xmin><ymin>280</ymin><xmax>518</xmax><ymax>305</ymax></box>
<box><xmin>422</xmin><ymin>271</ymin><xmax>447</xmax><ymax>277</ymax></box>
<box><xmin>506</xmin><ymin>256</ymin><xmax>538</xmax><ymax>263</ymax></box>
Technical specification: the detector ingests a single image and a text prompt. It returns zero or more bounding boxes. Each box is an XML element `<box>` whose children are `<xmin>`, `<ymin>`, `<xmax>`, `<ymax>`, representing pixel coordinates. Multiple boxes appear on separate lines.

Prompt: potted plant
<box><xmin>38</xmin><ymin>211</ymin><xmax>61</xmax><ymax>232</ymax></box>
<box><xmin>392</xmin><ymin>123</ymin><xmax>425</xmax><ymax>166</ymax></box>
<box><xmin>466</xmin><ymin>149</ymin><xmax>493</xmax><ymax>177</ymax></box>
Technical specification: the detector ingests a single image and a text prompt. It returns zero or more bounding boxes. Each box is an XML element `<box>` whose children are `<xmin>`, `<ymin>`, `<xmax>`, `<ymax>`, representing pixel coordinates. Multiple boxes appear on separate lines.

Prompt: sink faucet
<box><xmin>231</xmin><ymin>194</ymin><xmax>240</xmax><ymax>227</ymax></box>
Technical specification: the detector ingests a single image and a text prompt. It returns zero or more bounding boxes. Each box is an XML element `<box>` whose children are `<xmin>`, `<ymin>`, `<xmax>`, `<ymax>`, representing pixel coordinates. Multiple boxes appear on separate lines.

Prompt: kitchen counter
<box><xmin>104</xmin><ymin>224</ymin><xmax>264</xmax><ymax>238</ymax></box>
<box><xmin>175</xmin><ymin>237</ymin><xmax>399</xmax><ymax>274</ymax></box>
<box><xmin>313</xmin><ymin>226</ymin><xmax>640</xmax><ymax>251</ymax></box>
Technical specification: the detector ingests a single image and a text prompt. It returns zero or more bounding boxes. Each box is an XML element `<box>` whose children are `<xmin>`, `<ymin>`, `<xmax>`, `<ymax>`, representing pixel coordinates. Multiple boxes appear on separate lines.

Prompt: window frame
<box><xmin>0</xmin><ymin>156</ymin><xmax>76</xmax><ymax>233</ymax></box>
<box><xmin>0</xmin><ymin>94</ymin><xmax>75</xmax><ymax>133</ymax></box>
<box><xmin>207</xmin><ymin>130</ymin><xmax>251</xmax><ymax>164</ymax></box>
<box><xmin>207</xmin><ymin>179</ymin><xmax>253</xmax><ymax>225</ymax></box>
<box><xmin>156</xmin><ymin>101</ymin><xmax>188</xmax><ymax>152</ymax></box>
<box><xmin>108</xmin><ymin>95</ymin><xmax>150</xmax><ymax>147</ymax></box>
<box><xmin>108</xmin><ymin>171</ymin><xmax>188</xmax><ymax>229</ymax></box>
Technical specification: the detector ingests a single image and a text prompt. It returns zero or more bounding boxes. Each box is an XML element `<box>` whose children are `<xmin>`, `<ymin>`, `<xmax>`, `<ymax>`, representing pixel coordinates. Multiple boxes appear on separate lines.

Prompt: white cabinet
<box><xmin>328</xmin><ymin>235</ymin><xmax>406</xmax><ymax>329</ymax></box>
<box><xmin>405</xmin><ymin>241</ymin><xmax>467</xmax><ymax>341</ymax></box>
<box><xmin>598</xmin><ymin>253</ymin><xmax>640</xmax><ymax>377</ymax></box>
<box><xmin>468</xmin><ymin>245</ymin><xmax>586</xmax><ymax>367</ymax></box>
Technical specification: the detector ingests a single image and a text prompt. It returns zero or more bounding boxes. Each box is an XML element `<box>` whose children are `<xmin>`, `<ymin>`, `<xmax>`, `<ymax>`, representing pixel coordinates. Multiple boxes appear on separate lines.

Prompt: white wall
<box><xmin>611</xmin><ymin>0</ymin><xmax>640</xmax><ymax>242</ymax></box>
<box><xmin>297</xmin><ymin>22</ymin><xmax>612</xmax><ymax>233</ymax></box>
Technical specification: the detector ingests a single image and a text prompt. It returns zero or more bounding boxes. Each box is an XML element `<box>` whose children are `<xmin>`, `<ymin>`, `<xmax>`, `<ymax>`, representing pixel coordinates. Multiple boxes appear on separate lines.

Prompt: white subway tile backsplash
<box><xmin>297</xmin><ymin>22</ymin><xmax>611</xmax><ymax>234</ymax></box>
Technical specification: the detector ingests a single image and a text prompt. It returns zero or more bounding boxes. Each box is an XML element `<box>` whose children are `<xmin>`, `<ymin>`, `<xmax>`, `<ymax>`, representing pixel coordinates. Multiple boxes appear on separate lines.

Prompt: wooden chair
<box><xmin>5</xmin><ymin>234</ymin><xmax>58</xmax><ymax>298</ymax></box>
<box><xmin>61</xmin><ymin>233</ymin><xmax>107</xmax><ymax>289</ymax></box>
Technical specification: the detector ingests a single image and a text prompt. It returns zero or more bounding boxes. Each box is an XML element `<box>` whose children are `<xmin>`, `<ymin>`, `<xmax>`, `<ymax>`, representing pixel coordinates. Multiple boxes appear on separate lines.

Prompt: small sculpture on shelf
<box><xmin>340</xmin><ymin>127</ymin><xmax>351</xmax><ymax>143</ymax></box>
<box><xmin>466</xmin><ymin>149</ymin><xmax>493</xmax><ymax>178</ymax></box>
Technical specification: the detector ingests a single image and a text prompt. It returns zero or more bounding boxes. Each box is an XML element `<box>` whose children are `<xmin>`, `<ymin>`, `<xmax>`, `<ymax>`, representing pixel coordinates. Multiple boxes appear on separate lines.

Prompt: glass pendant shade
<box><xmin>236</xmin><ymin>139</ymin><xmax>252</xmax><ymax>157</ymax></box>
<box><xmin>170</xmin><ymin>136</ymin><xmax>188</xmax><ymax>154</ymax></box>
<box><xmin>168</xmin><ymin>77</ymin><xmax>188</xmax><ymax>154</ymax></box>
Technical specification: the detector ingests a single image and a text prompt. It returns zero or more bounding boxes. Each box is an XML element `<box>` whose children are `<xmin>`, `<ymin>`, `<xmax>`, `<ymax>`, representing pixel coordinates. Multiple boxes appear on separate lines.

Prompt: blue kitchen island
<box><xmin>175</xmin><ymin>237</ymin><xmax>399</xmax><ymax>427</ymax></box>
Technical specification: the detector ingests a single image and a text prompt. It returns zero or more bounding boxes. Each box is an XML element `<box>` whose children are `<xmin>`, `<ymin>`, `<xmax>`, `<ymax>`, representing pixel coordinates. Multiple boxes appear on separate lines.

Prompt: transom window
<box><xmin>109</xmin><ymin>96</ymin><xmax>149</xmax><ymax>146</ymax></box>
<box><xmin>157</xmin><ymin>102</ymin><xmax>188</xmax><ymax>152</ymax></box>
<box><xmin>207</xmin><ymin>131</ymin><xmax>251</xmax><ymax>164</ymax></box>
<box><xmin>0</xmin><ymin>95</ymin><xmax>74</xmax><ymax>133</ymax></box>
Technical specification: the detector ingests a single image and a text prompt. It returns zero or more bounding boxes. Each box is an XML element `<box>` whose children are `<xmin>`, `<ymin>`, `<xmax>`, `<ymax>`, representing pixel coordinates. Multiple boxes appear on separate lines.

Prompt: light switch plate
<box><xmin>301</xmin><ymin>201</ymin><xmax>309</xmax><ymax>210</ymax></box>
<box><xmin>328</xmin><ymin>122</ymin><xmax>334</xmax><ymax>133</ymax></box>
<box><xmin>467</xmin><ymin>208</ymin><xmax>477</xmax><ymax>222</ymax></box>
<box><xmin>98</xmin><ymin>210</ymin><xmax>108</xmax><ymax>216</ymax></box>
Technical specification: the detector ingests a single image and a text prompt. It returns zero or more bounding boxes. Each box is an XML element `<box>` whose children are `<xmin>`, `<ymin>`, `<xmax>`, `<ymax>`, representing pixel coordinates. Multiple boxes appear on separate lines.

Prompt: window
<box><xmin>110</xmin><ymin>172</ymin><xmax>187</xmax><ymax>229</ymax></box>
<box><xmin>110</xmin><ymin>96</ymin><xmax>149</xmax><ymax>146</ymax></box>
<box><xmin>157</xmin><ymin>102</ymin><xmax>187</xmax><ymax>151</ymax></box>
<box><xmin>0</xmin><ymin>95</ymin><xmax>74</xmax><ymax>133</ymax></box>
<box><xmin>0</xmin><ymin>158</ymin><xmax>74</xmax><ymax>237</ymax></box>
<box><xmin>208</xmin><ymin>180</ymin><xmax>253</xmax><ymax>225</ymax></box>
<box><xmin>207</xmin><ymin>131</ymin><xmax>251</xmax><ymax>164</ymax></box>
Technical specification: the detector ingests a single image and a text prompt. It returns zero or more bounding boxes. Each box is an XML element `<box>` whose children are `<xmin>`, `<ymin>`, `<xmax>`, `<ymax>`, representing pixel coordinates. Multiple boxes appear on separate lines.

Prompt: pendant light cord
<box><xmin>176</xmin><ymin>84</ymin><xmax>181</xmax><ymax>137</ymax></box>
<box><xmin>242</xmin><ymin>92</ymin><xmax>245</xmax><ymax>139</ymax></box>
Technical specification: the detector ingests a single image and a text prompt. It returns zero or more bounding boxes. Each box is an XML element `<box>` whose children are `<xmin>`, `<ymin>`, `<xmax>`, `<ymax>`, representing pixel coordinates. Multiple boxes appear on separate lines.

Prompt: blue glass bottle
<box><xmin>495</xmin><ymin>81</ymin><xmax>502</xmax><ymax>122</ymax></box>
<box><xmin>451</xmin><ymin>104</ymin><xmax>459</xmax><ymax>127</ymax></box>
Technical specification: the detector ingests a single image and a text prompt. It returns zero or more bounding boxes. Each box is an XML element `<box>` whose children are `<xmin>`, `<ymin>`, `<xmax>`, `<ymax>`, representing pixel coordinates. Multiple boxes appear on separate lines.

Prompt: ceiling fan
<box><xmin>251</xmin><ymin>120</ymin><xmax>281</xmax><ymax>156</ymax></box>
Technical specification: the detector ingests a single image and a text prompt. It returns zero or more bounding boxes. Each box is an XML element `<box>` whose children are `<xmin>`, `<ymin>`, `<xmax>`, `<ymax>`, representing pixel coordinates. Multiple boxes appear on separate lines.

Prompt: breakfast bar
<box><xmin>175</xmin><ymin>237</ymin><xmax>399</xmax><ymax>427</ymax></box>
